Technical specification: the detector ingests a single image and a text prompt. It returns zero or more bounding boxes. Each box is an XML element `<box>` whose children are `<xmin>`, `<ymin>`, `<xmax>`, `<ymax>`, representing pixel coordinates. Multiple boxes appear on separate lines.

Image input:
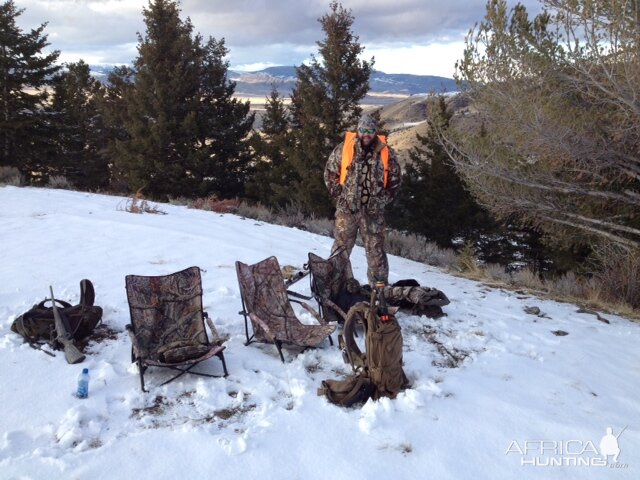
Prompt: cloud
<box><xmin>13</xmin><ymin>0</ymin><xmax>544</xmax><ymax>74</ymax></box>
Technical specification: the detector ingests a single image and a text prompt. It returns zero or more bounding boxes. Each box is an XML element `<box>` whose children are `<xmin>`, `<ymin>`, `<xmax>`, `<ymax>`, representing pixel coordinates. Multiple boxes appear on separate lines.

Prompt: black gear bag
<box><xmin>11</xmin><ymin>279</ymin><xmax>103</xmax><ymax>352</ymax></box>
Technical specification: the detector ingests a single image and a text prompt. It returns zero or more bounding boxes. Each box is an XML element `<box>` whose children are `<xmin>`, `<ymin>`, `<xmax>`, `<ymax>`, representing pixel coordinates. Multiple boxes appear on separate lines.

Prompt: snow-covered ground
<box><xmin>0</xmin><ymin>186</ymin><xmax>638</xmax><ymax>479</ymax></box>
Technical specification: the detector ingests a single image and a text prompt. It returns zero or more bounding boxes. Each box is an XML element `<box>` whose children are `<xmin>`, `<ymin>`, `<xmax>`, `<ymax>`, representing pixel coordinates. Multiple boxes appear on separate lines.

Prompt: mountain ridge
<box><xmin>87</xmin><ymin>64</ymin><xmax>458</xmax><ymax>98</ymax></box>
<box><xmin>229</xmin><ymin>66</ymin><xmax>457</xmax><ymax>97</ymax></box>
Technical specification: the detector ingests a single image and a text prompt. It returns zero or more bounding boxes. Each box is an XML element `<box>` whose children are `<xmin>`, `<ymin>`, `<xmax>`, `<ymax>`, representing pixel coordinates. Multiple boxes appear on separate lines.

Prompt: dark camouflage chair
<box><xmin>235</xmin><ymin>256</ymin><xmax>336</xmax><ymax>362</ymax></box>
<box><xmin>307</xmin><ymin>251</ymin><xmax>451</xmax><ymax>319</ymax></box>
<box><xmin>307</xmin><ymin>250</ymin><xmax>360</xmax><ymax>324</ymax></box>
<box><xmin>125</xmin><ymin>266</ymin><xmax>228</xmax><ymax>392</ymax></box>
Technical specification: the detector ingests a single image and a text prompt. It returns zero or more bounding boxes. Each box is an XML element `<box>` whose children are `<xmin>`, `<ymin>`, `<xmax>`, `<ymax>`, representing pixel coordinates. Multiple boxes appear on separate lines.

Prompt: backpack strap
<box><xmin>80</xmin><ymin>279</ymin><xmax>95</xmax><ymax>307</ymax></box>
<box><xmin>37</xmin><ymin>299</ymin><xmax>73</xmax><ymax>309</ymax></box>
<box><xmin>340</xmin><ymin>302</ymin><xmax>369</xmax><ymax>371</ymax></box>
<box><xmin>319</xmin><ymin>375</ymin><xmax>374</xmax><ymax>407</ymax></box>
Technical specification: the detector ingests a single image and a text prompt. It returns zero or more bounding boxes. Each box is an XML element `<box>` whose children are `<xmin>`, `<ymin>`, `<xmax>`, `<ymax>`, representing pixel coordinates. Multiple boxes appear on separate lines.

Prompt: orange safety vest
<box><xmin>339</xmin><ymin>132</ymin><xmax>390</xmax><ymax>187</ymax></box>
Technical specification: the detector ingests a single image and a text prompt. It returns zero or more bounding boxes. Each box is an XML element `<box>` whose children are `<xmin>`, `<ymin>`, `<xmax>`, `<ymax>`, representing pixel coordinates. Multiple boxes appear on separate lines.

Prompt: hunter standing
<box><xmin>324</xmin><ymin>113</ymin><xmax>402</xmax><ymax>285</ymax></box>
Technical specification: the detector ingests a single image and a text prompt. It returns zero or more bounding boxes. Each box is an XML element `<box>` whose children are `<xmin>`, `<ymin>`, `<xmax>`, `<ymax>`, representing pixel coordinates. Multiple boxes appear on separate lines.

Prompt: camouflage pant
<box><xmin>331</xmin><ymin>209</ymin><xmax>388</xmax><ymax>285</ymax></box>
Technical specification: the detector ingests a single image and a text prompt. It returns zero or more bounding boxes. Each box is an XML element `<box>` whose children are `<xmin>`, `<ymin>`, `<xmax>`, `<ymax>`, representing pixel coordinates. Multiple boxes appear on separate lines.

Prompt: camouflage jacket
<box><xmin>324</xmin><ymin>134</ymin><xmax>402</xmax><ymax>215</ymax></box>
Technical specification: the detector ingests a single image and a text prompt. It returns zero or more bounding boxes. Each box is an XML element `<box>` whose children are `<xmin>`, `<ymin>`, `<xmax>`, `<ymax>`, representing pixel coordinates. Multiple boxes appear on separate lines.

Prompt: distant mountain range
<box><xmin>88</xmin><ymin>65</ymin><xmax>458</xmax><ymax>98</ymax></box>
<box><xmin>227</xmin><ymin>66</ymin><xmax>457</xmax><ymax>97</ymax></box>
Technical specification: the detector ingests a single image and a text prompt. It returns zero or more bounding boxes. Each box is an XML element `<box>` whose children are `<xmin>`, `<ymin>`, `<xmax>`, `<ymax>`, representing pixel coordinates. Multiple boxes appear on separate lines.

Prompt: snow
<box><xmin>1</xmin><ymin>185</ymin><xmax>638</xmax><ymax>479</ymax></box>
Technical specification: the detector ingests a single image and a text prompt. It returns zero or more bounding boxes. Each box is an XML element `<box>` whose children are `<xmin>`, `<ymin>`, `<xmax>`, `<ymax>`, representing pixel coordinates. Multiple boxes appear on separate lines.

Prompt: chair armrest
<box><xmin>318</xmin><ymin>298</ymin><xmax>349</xmax><ymax>324</ymax></box>
<box><xmin>204</xmin><ymin>314</ymin><xmax>228</xmax><ymax>346</ymax></box>
<box><xmin>298</xmin><ymin>300</ymin><xmax>333</xmax><ymax>325</ymax></box>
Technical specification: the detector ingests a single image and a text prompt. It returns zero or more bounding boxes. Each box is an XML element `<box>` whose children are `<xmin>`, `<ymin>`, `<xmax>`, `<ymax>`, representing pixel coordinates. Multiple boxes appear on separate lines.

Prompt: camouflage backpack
<box><xmin>11</xmin><ymin>279</ymin><xmax>103</xmax><ymax>351</ymax></box>
<box><xmin>318</xmin><ymin>283</ymin><xmax>409</xmax><ymax>407</ymax></box>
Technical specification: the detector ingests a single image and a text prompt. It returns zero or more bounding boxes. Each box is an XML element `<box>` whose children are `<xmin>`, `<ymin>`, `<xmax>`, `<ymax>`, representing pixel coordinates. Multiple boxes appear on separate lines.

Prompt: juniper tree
<box><xmin>191</xmin><ymin>37</ymin><xmax>254</xmax><ymax>198</ymax></box>
<box><xmin>286</xmin><ymin>1</ymin><xmax>373</xmax><ymax>216</ymax></box>
<box><xmin>94</xmin><ymin>65</ymin><xmax>135</xmax><ymax>191</ymax></box>
<box><xmin>49</xmin><ymin>61</ymin><xmax>109</xmax><ymax>190</ymax></box>
<box><xmin>107</xmin><ymin>0</ymin><xmax>253</xmax><ymax>199</ymax></box>
<box><xmin>388</xmin><ymin>96</ymin><xmax>494</xmax><ymax>249</ymax></box>
<box><xmin>108</xmin><ymin>0</ymin><xmax>201</xmax><ymax>198</ymax></box>
<box><xmin>247</xmin><ymin>85</ymin><xmax>294</xmax><ymax>208</ymax></box>
<box><xmin>0</xmin><ymin>0</ymin><xmax>60</xmax><ymax>180</ymax></box>
<box><xmin>444</xmin><ymin>0</ymin><xmax>640</xmax><ymax>252</ymax></box>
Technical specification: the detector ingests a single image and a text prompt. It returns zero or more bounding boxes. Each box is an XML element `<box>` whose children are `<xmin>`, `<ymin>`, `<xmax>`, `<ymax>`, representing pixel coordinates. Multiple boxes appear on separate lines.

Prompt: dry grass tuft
<box><xmin>0</xmin><ymin>166</ymin><xmax>23</xmax><ymax>186</ymax></box>
<box><xmin>48</xmin><ymin>175</ymin><xmax>74</xmax><ymax>190</ymax></box>
<box><xmin>457</xmin><ymin>242</ymin><xmax>482</xmax><ymax>277</ymax></box>
<box><xmin>483</xmin><ymin>263</ymin><xmax>512</xmax><ymax>284</ymax></box>
<box><xmin>385</xmin><ymin>230</ymin><xmax>458</xmax><ymax>269</ymax></box>
<box><xmin>121</xmin><ymin>189</ymin><xmax>166</xmax><ymax>215</ymax></box>
<box><xmin>547</xmin><ymin>271</ymin><xmax>586</xmax><ymax>299</ymax></box>
<box><xmin>510</xmin><ymin>267</ymin><xmax>544</xmax><ymax>291</ymax></box>
<box><xmin>235</xmin><ymin>202</ymin><xmax>277</xmax><ymax>223</ymax></box>
<box><xmin>594</xmin><ymin>246</ymin><xmax>640</xmax><ymax>310</ymax></box>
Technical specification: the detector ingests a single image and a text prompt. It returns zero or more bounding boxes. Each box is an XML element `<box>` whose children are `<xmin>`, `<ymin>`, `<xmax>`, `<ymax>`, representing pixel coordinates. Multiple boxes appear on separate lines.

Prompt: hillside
<box><xmin>375</xmin><ymin>93</ymin><xmax>475</xmax><ymax>165</ymax></box>
<box><xmin>1</xmin><ymin>186</ymin><xmax>638</xmax><ymax>479</ymax></box>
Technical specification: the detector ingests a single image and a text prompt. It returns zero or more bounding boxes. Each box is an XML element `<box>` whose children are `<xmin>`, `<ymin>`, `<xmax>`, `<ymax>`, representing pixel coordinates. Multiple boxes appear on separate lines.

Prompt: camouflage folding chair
<box><xmin>307</xmin><ymin>249</ymin><xmax>360</xmax><ymax>325</ymax></box>
<box><xmin>125</xmin><ymin>266</ymin><xmax>228</xmax><ymax>392</ymax></box>
<box><xmin>235</xmin><ymin>256</ymin><xmax>336</xmax><ymax>363</ymax></box>
<box><xmin>307</xmin><ymin>251</ymin><xmax>451</xmax><ymax>319</ymax></box>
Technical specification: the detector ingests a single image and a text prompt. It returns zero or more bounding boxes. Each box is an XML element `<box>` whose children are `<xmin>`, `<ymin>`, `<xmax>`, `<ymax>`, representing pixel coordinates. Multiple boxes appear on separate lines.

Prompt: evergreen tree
<box><xmin>393</xmin><ymin>95</ymin><xmax>582</xmax><ymax>272</ymax></box>
<box><xmin>107</xmin><ymin>0</ymin><xmax>254</xmax><ymax>200</ymax></box>
<box><xmin>286</xmin><ymin>1</ymin><xmax>373</xmax><ymax>216</ymax></box>
<box><xmin>451</xmin><ymin>0</ymin><xmax>640</xmax><ymax>251</ymax></box>
<box><xmin>247</xmin><ymin>85</ymin><xmax>294</xmax><ymax>208</ymax></box>
<box><xmin>110</xmin><ymin>0</ymin><xmax>201</xmax><ymax>198</ymax></box>
<box><xmin>192</xmin><ymin>37</ymin><xmax>254</xmax><ymax>198</ymax></box>
<box><xmin>95</xmin><ymin>65</ymin><xmax>135</xmax><ymax>191</ymax></box>
<box><xmin>49</xmin><ymin>61</ymin><xmax>109</xmax><ymax>190</ymax></box>
<box><xmin>388</xmin><ymin>96</ymin><xmax>495</xmax><ymax>248</ymax></box>
<box><xmin>0</xmin><ymin>0</ymin><xmax>60</xmax><ymax>180</ymax></box>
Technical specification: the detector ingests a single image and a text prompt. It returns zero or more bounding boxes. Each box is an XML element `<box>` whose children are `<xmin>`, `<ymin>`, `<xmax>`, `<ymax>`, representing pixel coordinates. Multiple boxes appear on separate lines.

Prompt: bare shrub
<box><xmin>548</xmin><ymin>271</ymin><xmax>586</xmax><ymax>299</ymax></box>
<box><xmin>275</xmin><ymin>203</ymin><xmax>306</xmax><ymax>229</ymax></box>
<box><xmin>303</xmin><ymin>216</ymin><xmax>334</xmax><ymax>237</ymax></box>
<box><xmin>594</xmin><ymin>245</ymin><xmax>640</xmax><ymax>309</ymax></box>
<box><xmin>235</xmin><ymin>201</ymin><xmax>276</xmax><ymax>223</ymax></box>
<box><xmin>48</xmin><ymin>175</ymin><xmax>74</xmax><ymax>190</ymax></box>
<box><xmin>483</xmin><ymin>263</ymin><xmax>511</xmax><ymax>283</ymax></box>
<box><xmin>0</xmin><ymin>166</ymin><xmax>23</xmax><ymax>186</ymax></box>
<box><xmin>430</xmin><ymin>248</ymin><xmax>459</xmax><ymax>269</ymax></box>
<box><xmin>511</xmin><ymin>267</ymin><xmax>544</xmax><ymax>291</ymax></box>
<box><xmin>190</xmin><ymin>195</ymin><xmax>239</xmax><ymax>213</ymax></box>
<box><xmin>385</xmin><ymin>231</ymin><xmax>428</xmax><ymax>260</ymax></box>
<box><xmin>385</xmin><ymin>230</ymin><xmax>458</xmax><ymax>269</ymax></box>
<box><xmin>168</xmin><ymin>196</ymin><xmax>189</xmax><ymax>206</ymax></box>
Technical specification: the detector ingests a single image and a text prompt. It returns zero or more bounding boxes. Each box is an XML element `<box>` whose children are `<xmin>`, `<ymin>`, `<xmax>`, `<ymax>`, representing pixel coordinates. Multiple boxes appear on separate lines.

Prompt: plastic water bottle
<box><xmin>76</xmin><ymin>368</ymin><xmax>90</xmax><ymax>399</ymax></box>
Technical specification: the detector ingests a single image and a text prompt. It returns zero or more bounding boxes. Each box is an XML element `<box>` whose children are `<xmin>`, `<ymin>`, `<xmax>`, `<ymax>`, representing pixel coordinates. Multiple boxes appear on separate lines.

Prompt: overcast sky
<box><xmin>14</xmin><ymin>0</ymin><xmax>543</xmax><ymax>77</ymax></box>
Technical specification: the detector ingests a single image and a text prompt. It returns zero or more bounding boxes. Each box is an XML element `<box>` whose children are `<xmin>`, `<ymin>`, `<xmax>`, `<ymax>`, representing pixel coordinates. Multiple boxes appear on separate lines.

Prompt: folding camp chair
<box><xmin>235</xmin><ymin>256</ymin><xmax>336</xmax><ymax>362</ymax></box>
<box><xmin>307</xmin><ymin>250</ymin><xmax>451</xmax><ymax>320</ymax></box>
<box><xmin>307</xmin><ymin>249</ymin><xmax>359</xmax><ymax>325</ymax></box>
<box><xmin>125</xmin><ymin>266</ymin><xmax>228</xmax><ymax>392</ymax></box>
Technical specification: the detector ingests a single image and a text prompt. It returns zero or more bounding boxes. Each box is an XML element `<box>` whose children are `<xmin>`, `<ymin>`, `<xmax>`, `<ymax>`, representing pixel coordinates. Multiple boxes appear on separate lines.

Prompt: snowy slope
<box><xmin>0</xmin><ymin>186</ymin><xmax>638</xmax><ymax>479</ymax></box>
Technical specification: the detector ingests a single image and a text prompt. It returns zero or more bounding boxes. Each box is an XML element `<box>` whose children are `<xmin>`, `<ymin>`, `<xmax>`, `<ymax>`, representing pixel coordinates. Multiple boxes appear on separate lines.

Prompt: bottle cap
<box><xmin>82</xmin><ymin>368</ymin><xmax>89</xmax><ymax>374</ymax></box>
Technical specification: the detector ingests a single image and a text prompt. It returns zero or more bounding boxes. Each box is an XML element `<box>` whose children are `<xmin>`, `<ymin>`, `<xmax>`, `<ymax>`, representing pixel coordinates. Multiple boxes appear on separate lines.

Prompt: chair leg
<box><xmin>217</xmin><ymin>351</ymin><xmax>229</xmax><ymax>377</ymax></box>
<box><xmin>328</xmin><ymin>334</ymin><xmax>334</xmax><ymax>346</ymax></box>
<box><xmin>243</xmin><ymin>315</ymin><xmax>251</xmax><ymax>345</ymax></box>
<box><xmin>159</xmin><ymin>363</ymin><xmax>198</xmax><ymax>386</ymax></box>
<box><xmin>138</xmin><ymin>359</ymin><xmax>148</xmax><ymax>393</ymax></box>
<box><xmin>275</xmin><ymin>340</ymin><xmax>285</xmax><ymax>363</ymax></box>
